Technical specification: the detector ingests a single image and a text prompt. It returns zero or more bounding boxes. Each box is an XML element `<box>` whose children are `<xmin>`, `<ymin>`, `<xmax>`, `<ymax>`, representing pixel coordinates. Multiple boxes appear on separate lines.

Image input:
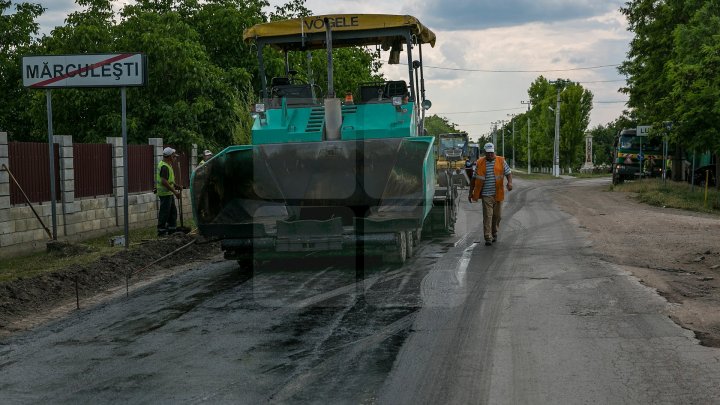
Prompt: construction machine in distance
<box><xmin>190</xmin><ymin>14</ymin><xmax>457</xmax><ymax>268</ymax></box>
<box><xmin>435</xmin><ymin>132</ymin><xmax>478</xmax><ymax>189</ymax></box>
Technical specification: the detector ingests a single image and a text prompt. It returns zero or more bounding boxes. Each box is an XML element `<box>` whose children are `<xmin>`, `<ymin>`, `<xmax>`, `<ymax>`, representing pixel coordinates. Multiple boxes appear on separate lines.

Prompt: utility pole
<box><xmin>498</xmin><ymin>120</ymin><xmax>506</xmax><ymax>155</ymax></box>
<box><xmin>507</xmin><ymin>113</ymin><xmax>518</xmax><ymax>169</ymax></box>
<box><xmin>491</xmin><ymin>121</ymin><xmax>499</xmax><ymax>146</ymax></box>
<box><xmin>549</xmin><ymin>79</ymin><xmax>567</xmax><ymax>177</ymax></box>
<box><xmin>521</xmin><ymin>100</ymin><xmax>531</xmax><ymax>173</ymax></box>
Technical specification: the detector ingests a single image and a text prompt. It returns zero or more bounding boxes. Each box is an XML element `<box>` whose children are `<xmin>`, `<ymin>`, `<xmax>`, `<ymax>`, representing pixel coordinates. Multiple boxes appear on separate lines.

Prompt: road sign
<box><xmin>22</xmin><ymin>53</ymin><xmax>147</xmax><ymax>88</ymax></box>
<box><xmin>637</xmin><ymin>125</ymin><xmax>651</xmax><ymax>136</ymax></box>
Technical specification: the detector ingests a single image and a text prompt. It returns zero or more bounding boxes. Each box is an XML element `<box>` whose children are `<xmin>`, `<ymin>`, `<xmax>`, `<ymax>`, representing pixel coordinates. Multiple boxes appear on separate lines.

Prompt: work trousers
<box><xmin>157</xmin><ymin>195</ymin><xmax>177</xmax><ymax>236</ymax></box>
<box><xmin>481</xmin><ymin>195</ymin><xmax>502</xmax><ymax>241</ymax></box>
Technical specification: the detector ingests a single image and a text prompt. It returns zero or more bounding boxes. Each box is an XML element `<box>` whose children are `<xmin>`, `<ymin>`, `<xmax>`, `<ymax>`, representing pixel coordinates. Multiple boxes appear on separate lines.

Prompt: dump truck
<box><xmin>612</xmin><ymin>128</ymin><xmax>665</xmax><ymax>184</ymax></box>
<box><xmin>190</xmin><ymin>14</ymin><xmax>456</xmax><ymax>266</ymax></box>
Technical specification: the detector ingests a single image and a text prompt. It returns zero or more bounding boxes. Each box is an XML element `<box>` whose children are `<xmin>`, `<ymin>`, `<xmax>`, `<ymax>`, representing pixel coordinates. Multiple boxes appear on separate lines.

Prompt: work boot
<box><xmin>485</xmin><ymin>240</ymin><xmax>492</xmax><ymax>246</ymax></box>
<box><xmin>492</xmin><ymin>235</ymin><xmax>497</xmax><ymax>243</ymax></box>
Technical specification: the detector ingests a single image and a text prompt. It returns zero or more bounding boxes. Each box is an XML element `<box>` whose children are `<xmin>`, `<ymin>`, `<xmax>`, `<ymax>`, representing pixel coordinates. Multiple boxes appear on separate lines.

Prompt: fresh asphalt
<box><xmin>1</xmin><ymin>178</ymin><xmax>719</xmax><ymax>404</ymax></box>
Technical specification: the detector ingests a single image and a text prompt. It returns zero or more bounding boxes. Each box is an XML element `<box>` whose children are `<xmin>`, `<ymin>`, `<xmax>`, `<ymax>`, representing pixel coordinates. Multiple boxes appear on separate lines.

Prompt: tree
<box><xmin>667</xmin><ymin>0</ymin><xmax>720</xmax><ymax>185</ymax></box>
<box><xmin>0</xmin><ymin>0</ymin><xmax>44</xmax><ymax>139</ymax></box>
<box><xmin>526</xmin><ymin>76</ymin><xmax>593</xmax><ymax>171</ymax></box>
<box><xmin>423</xmin><ymin>115</ymin><xmax>458</xmax><ymax>136</ymax></box>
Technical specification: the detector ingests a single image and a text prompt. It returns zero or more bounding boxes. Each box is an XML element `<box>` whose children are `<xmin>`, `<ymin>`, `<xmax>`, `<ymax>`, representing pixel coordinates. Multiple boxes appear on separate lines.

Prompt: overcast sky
<box><xmin>34</xmin><ymin>0</ymin><xmax>631</xmax><ymax>140</ymax></box>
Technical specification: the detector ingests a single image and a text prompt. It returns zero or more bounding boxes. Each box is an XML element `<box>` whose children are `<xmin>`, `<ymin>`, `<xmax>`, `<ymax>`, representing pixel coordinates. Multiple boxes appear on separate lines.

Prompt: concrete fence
<box><xmin>0</xmin><ymin>132</ymin><xmax>198</xmax><ymax>257</ymax></box>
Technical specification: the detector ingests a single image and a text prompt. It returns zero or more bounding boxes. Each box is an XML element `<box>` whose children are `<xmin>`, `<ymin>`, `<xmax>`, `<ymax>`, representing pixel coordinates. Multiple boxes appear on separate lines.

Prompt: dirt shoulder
<box><xmin>554</xmin><ymin>178</ymin><xmax>720</xmax><ymax>347</ymax></box>
<box><xmin>0</xmin><ymin>234</ymin><xmax>220</xmax><ymax>336</ymax></box>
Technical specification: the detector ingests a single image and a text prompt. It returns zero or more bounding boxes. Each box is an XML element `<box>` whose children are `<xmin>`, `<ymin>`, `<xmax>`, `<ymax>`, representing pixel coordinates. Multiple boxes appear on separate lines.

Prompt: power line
<box><xmin>594</xmin><ymin>100</ymin><xmax>628</xmax><ymax>104</ymax></box>
<box><xmin>579</xmin><ymin>79</ymin><xmax>625</xmax><ymax>84</ymax></box>
<box><xmin>434</xmin><ymin>107</ymin><xmax>525</xmax><ymax>115</ymax></box>
<box><xmin>404</xmin><ymin>63</ymin><xmax>620</xmax><ymax>73</ymax></box>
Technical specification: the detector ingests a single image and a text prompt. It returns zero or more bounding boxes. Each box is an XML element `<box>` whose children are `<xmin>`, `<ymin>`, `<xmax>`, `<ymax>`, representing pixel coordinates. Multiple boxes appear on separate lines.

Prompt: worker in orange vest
<box><xmin>471</xmin><ymin>142</ymin><xmax>513</xmax><ymax>246</ymax></box>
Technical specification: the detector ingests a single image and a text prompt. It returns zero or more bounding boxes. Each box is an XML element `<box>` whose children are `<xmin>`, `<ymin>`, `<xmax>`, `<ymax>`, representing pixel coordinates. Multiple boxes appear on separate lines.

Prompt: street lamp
<box><xmin>549</xmin><ymin>79</ymin><xmax>568</xmax><ymax>177</ymax></box>
<box><xmin>521</xmin><ymin>100</ymin><xmax>531</xmax><ymax>173</ymax></box>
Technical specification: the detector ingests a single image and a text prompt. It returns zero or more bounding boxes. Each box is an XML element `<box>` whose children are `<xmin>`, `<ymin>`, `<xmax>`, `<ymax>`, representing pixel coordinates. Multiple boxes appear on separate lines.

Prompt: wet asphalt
<box><xmin>2</xmin><ymin>178</ymin><xmax>720</xmax><ymax>404</ymax></box>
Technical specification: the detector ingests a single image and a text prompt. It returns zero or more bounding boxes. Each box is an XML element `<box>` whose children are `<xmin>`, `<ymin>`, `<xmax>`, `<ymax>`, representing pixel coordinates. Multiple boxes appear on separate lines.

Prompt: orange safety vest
<box><xmin>472</xmin><ymin>156</ymin><xmax>507</xmax><ymax>201</ymax></box>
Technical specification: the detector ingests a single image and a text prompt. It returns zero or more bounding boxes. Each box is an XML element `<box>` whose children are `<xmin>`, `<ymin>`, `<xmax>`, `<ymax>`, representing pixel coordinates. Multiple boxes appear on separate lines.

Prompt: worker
<box><xmin>471</xmin><ymin>142</ymin><xmax>513</xmax><ymax>246</ymax></box>
<box><xmin>156</xmin><ymin>147</ymin><xmax>181</xmax><ymax>236</ymax></box>
<box><xmin>464</xmin><ymin>157</ymin><xmax>476</xmax><ymax>203</ymax></box>
<box><xmin>199</xmin><ymin>149</ymin><xmax>213</xmax><ymax>166</ymax></box>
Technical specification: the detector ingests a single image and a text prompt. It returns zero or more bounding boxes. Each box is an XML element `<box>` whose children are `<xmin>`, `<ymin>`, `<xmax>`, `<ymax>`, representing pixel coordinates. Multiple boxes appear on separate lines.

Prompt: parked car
<box><xmin>689</xmin><ymin>164</ymin><xmax>717</xmax><ymax>186</ymax></box>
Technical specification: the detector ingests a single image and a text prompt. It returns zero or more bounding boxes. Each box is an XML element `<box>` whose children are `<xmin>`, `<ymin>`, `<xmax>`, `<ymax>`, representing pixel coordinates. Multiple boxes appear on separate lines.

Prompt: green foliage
<box><xmin>587</xmin><ymin>116</ymin><xmax>636</xmax><ymax>165</ymax></box>
<box><xmin>0</xmin><ymin>0</ymin><xmax>384</xmax><ymax>151</ymax></box>
<box><xmin>519</xmin><ymin>76</ymin><xmax>593</xmax><ymax>170</ymax></box>
<box><xmin>423</xmin><ymin>115</ymin><xmax>458</xmax><ymax>136</ymax></box>
<box><xmin>667</xmin><ymin>1</ymin><xmax>720</xmax><ymax>154</ymax></box>
<box><xmin>613</xmin><ymin>178</ymin><xmax>720</xmax><ymax>214</ymax></box>
<box><xmin>620</xmin><ymin>0</ymin><xmax>720</xmax><ymax>185</ymax></box>
<box><xmin>0</xmin><ymin>0</ymin><xmax>44</xmax><ymax>138</ymax></box>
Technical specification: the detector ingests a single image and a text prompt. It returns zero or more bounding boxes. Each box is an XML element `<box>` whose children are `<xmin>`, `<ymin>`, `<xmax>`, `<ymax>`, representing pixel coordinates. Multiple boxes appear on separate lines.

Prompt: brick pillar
<box><xmin>107</xmin><ymin>136</ymin><xmax>124</xmax><ymax>227</ymax></box>
<box><xmin>149</xmin><ymin>138</ymin><xmax>163</xmax><ymax>167</ymax></box>
<box><xmin>191</xmin><ymin>143</ymin><xmax>198</xmax><ymax>173</ymax></box>
<box><xmin>53</xmin><ymin>135</ymin><xmax>75</xmax><ymax>236</ymax></box>
<box><xmin>0</xmin><ymin>132</ymin><xmax>10</xmax><ymax>248</ymax></box>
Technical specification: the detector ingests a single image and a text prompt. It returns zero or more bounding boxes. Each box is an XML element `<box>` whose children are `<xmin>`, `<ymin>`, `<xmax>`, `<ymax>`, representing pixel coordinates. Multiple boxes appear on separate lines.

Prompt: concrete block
<box><xmin>0</xmin><ymin>132</ymin><xmax>7</xmax><ymax>144</ymax></box>
<box><xmin>87</xmin><ymin>210</ymin><xmax>96</xmax><ymax>220</ymax></box>
<box><xmin>0</xmin><ymin>144</ymin><xmax>8</xmax><ymax>158</ymax></box>
<box><xmin>12</xmin><ymin>206</ymin><xmax>32</xmax><ymax>220</ymax></box>
<box><xmin>66</xmin><ymin>223</ymin><xmax>82</xmax><ymax>236</ymax></box>
<box><xmin>65</xmin><ymin>201</ymin><xmax>81</xmax><ymax>214</ymax></box>
<box><xmin>23</xmin><ymin>217</ymin><xmax>39</xmax><ymax>230</ymax></box>
<box><xmin>62</xmin><ymin>180</ymin><xmax>74</xmax><ymax>192</ymax></box>
<box><xmin>113</xmin><ymin>157</ymin><xmax>124</xmax><ymax>168</ymax></box>
<box><xmin>32</xmin><ymin>229</ymin><xmax>47</xmax><ymax>241</ymax></box>
<box><xmin>80</xmin><ymin>199</ymin><xmax>95</xmax><ymax>211</ymax></box>
<box><xmin>0</xmin><ymin>221</ymin><xmax>15</xmax><ymax>235</ymax></box>
<box><xmin>62</xmin><ymin>191</ymin><xmax>74</xmax><ymax>203</ymax></box>
<box><xmin>53</xmin><ymin>135</ymin><xmax>72</xmax><ymax>146</ymax></box>
<box><xmin>0</xmin><ymin>196</ymin><xmax>9</xmax><ymax>209</ymax></box>
<box><xmin>0</xmin><ymin>233</ymin><xmax>18</xmax><ymax>247</ymax></box>
<box><xmin>0</xmin><ymin>183</ymin><xmax>8</xmax><ymax>196</ymax></box>
<box><xmin>0</xmin><ymin>170</ymin><xmax>8</xmax><ymax>184</ymax></box>
<box><xmin>0</xmin><ymin>209</ymin><xmax>9</xmax><ymax>222</ymax></box>
<box><xmin>107</xmin><ymin>198</ymin><xmax>116</xmax><ymax>208</ymax></box>
<box><xmin>61</xmin><ymin>148</ymin><xmax>73</xmax><ymax>159</ymax></box>
<box><xmin>129</xmin><ymin>213</ymin><xmax>138</xmax><ymax>223</ymax></box>
<box><xmin>15</xmin><ymin>219</ymin><xmax>27</xmax><ymax>232</ymax></box>
<box><xmin>92</xmin><ymin>219</ymin><xmax>101</xmax><ymax>230</ymax></box>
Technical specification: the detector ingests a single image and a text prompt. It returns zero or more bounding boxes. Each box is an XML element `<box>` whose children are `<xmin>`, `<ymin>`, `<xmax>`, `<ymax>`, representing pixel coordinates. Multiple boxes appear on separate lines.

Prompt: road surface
<box><xmin>1</xmin><ymin>178</ymin><xmax>719</xmax><ymax>404</ymax></box>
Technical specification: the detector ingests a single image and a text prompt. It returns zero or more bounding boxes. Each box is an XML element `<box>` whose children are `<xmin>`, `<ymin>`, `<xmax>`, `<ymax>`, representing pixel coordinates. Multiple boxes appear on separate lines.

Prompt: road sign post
<box><xmin>23</xmin><ymin>53</ymin><xmax>147</xmax><ymax>248</ymax></box>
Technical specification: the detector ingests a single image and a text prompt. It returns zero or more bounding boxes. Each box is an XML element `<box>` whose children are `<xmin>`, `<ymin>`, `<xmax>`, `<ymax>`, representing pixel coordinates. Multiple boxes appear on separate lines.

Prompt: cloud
<box><xmin>419</xmin><ymin>0</ymin><xmax>625</xmax><ymax>31</ymax></box>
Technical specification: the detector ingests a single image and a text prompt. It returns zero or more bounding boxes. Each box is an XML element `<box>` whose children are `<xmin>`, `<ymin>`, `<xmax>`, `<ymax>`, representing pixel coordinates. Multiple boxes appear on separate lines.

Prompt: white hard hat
<box><xmin>203</xmin><ymin>149</ymin><xmax>213</xmax><ymax>157</ymax></box>
<box><xmin>162</xmin><ymin>147</ymin><xmax>176</xmax><ymax>157</ymax></box>
<box><xmin>484</xmin><ymin>143</ymin><xmax>495</xmax><ymax>153</ymax></box>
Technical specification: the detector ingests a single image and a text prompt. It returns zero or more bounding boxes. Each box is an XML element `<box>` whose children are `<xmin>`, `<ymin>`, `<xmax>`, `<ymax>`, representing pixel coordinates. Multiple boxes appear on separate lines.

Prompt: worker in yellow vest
<box><xmin>198</xmin><ymin>149</ymin><xmax>213</xmax><ymax>166</ymax></box>
<box><xmin>156</xmin><ymin>147</ymin><xmax>181</xmax><ymax>236</ymax></box>
<box><xmin>471</xmin><ymin>142</ymin><xmax>513</xmax><ymax>246</ymax></box>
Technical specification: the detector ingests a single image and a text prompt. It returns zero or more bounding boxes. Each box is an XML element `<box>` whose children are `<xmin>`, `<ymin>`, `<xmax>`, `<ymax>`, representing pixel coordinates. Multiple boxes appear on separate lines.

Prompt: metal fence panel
<box><xmin>74</xmin><ymin>143</ymin><xmax>113</xmax><ymax>198</ymax></box>
<box><xmin>8</xmin><ymin>142</ymin><xmax>61</xmax><ymax>205</ymax></box>
<box><xmin>128</xmin><ymin>144</ymin><xmax>154</xmax><ymax>193</ymax></box>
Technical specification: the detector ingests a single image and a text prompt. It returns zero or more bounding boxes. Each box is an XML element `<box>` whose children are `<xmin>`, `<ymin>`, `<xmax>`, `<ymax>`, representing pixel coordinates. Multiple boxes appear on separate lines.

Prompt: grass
<box><xmin>0</xmin><ymin>219</ymin><xmax>196</xmax><ymax>283</ymax></box>
<box><xmin>610</xmin><ymin>178</ymin><xmax>720</xmax><ymax>214</ymax></box>
<box><xmin>568</xmin><ymin>172</ymin><xmax>613</xmax><ymax>179</ymax></box>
